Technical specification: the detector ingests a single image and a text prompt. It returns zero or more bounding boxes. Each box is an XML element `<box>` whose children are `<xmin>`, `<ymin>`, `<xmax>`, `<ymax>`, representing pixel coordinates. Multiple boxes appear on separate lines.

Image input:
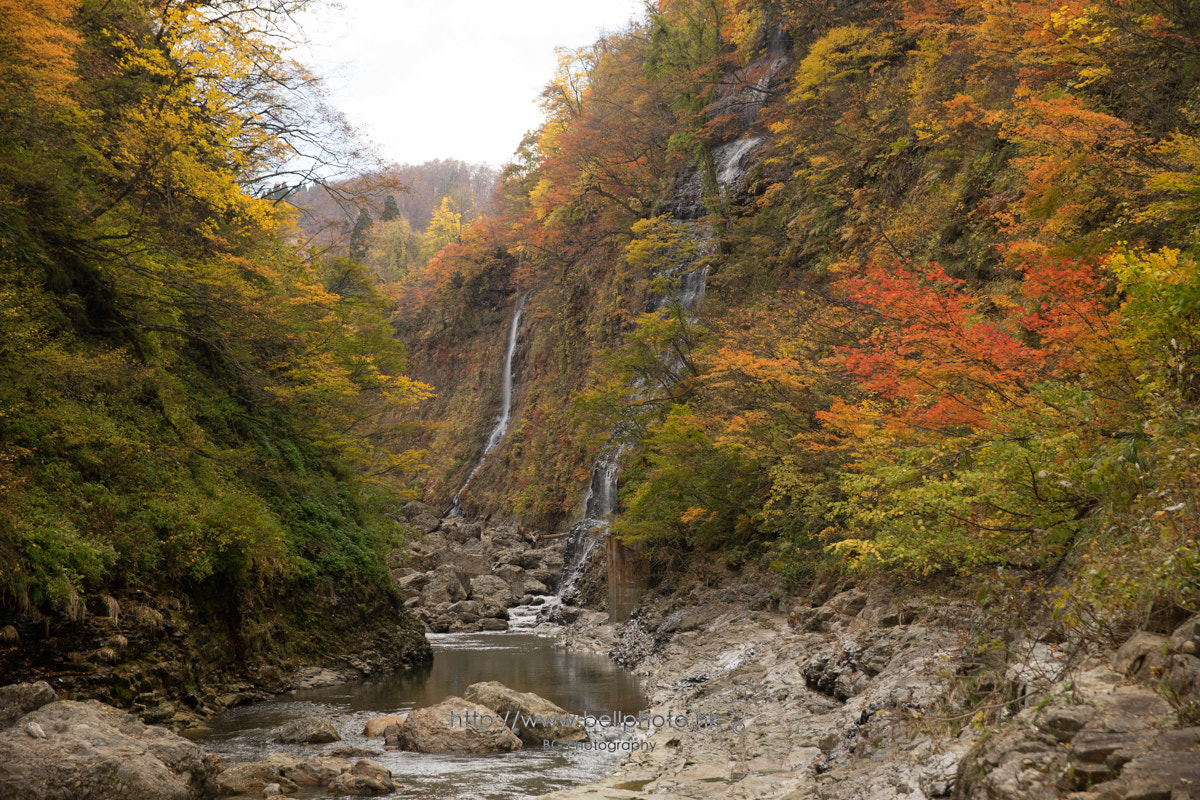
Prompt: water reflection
<box><xmin>190</xmin><ymin>632</ymin><xmax>646</xmax><ymax>799</ymax></box>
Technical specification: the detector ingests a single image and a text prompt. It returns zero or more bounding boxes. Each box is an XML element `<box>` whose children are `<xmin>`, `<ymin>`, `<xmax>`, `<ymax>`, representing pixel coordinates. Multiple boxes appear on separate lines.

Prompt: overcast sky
<box><xmin>299</xmin><ymin>0</ymin><xmax>646</xmax><ymax>169</ymax></box>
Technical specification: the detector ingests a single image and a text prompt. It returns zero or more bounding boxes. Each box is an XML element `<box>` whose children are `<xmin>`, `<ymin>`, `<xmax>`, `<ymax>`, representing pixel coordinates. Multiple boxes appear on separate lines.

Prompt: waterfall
<box><xmin>715</xmin><ymin>135</ymin><xmax>764</xmax><ymax>195</ymax></box>
<box><xmin>555</xmin><ymin>443</ymin><xmax>626</xmax><ymax>604</ymax></box>
<box><xmin>446</xmin><ymin>293</ymin><xmax>528</xmax><ymax>517</ymax></box>
<box><xmin>543</xmin><ymin>232</ymin><xmax>710</xmax><ymax>618</ymax></box>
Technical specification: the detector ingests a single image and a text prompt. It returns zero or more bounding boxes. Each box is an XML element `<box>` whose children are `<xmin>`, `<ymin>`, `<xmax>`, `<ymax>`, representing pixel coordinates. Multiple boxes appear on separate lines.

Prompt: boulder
<box><xmin>0</xmin><ymin>700</ymin><xmax>220</xmax><ymax>800</ymax></box>
<box><xmin>447</xmin><ymin>600</ymin><xmax>482</xmax><ymax>622</ymax></box>
<box><xmin>421</xmin><ymin>564</ymin><xmax>471</xmax><ymax>606</ymax></box>
<box><xmin>400</xmin><ymin>501</ymin><xmax>441</xmax><ymax>534</ymax></box>
<box><xmin>361</xmin><ymin>715</ymin><xmax>406</xmax><ymax>737</ymax></box>
<box><xmin>217</xmin><ymin>760</ymin><xmax>301</xmax><ymax>797</ymax></box>
<box><xmin>276</xmin><ymin>755</ymin><xmax>350</xmax><ymax>786</ymax></box>
<box><xmin>1113</xmin><ymin>631</ymin><xmax>1169</xmax><ymax>677</ymax></box>
<box><xmin>0</xmin><ymin>681</ymin><xmax>57</xmax><ymax>729</ymax></box>
<box><xmin>396</xmin><ymin>572</ymin><xmax>430</xmax><ymax>599</ymax></box>
<box><xmin>477</xmin><ymin>618</ymin><xmax>509</xmax><ymax>632</ymax></box>
<box><xmin>462</xmin><ymin>681</ymin><xmax>588</xmax><ymax>744</ymax></box>
<box><xmin>825</xmin><ymin>588</ymin><xmax>868</xmax><ymax>617</ymax></box>
<box><xmin>477</xmin><ymin>599</ymin><xmax>510</xmax><ymax>620</ymax></box>
<box><xmin>325</xmin><ymin>760</ymin><xmax>395</xmax><ymax>796</ymax></box>
<box><xmin>276</xmin><ymin>716</ymin><xmax>341</xmax><ymax>744</ymax></box>
<box><xmin>497</xmin><ymin>549</ymin><xmax>542</xmax><ymax>570</ymax></box>
<box><xmin>470</xmin><ymin>574</ymin><xmax>517</xmax><ymax>606</ymax></box>
<box><xmin>393</xmin><ymin>697</ymin><xmax>522</xmax><ymax>754</ymax></box>
<box><xmin>1172</xmin><ymin>614</ymin><xmax>1200</xmax><ymax>654</ymax></box>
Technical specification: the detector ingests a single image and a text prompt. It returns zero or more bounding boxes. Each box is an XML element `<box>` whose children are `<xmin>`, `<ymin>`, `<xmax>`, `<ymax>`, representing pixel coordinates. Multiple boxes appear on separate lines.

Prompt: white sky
<box><xmin>300</xmin><ymin>0</ymin><xmax>647</xmax><ymax>169</ymax></box>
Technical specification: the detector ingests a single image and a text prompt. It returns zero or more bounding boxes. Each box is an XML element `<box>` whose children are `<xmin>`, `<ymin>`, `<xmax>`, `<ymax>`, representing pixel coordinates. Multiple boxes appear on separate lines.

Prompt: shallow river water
<box><xmin>188</xmin><ymin>632</ymin><xmax>646</xmax><ymax>799</ymax></box>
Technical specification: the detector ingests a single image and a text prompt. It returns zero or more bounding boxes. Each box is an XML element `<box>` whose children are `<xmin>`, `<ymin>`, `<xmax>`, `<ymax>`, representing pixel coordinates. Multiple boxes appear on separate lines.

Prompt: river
<box><xmin>188</xmin><ymin>631</ymin><xmax>645</xmax><ymax>799</ymax></box>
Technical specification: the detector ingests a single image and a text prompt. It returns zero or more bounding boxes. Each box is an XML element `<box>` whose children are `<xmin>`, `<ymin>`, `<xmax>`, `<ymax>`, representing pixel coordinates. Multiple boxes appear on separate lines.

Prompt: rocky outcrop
<box><xmin>0</xmin><ymin>699</ymin><xmax>220</xmax><ymax>800</ymax></box>
<box><xmin>544</xmin><ymin>586</ymin><xmax>978</xmax><ymax>800</ymax></box>
<box><xmin>463</xmin><ymin>681</ymin><xmax>588</xmax><ymax>744</ymax></box>
<box><xmin>397</xmin><ymin>517</ymin><xmax>570</xmax><ymax>633</ymax></box>
<box><xmin>0</xmin><ymin>680</ymin><xmax>57</xmax><ymax>728</ymax></box>
<box><xmin>956</xmin><ymin>614</ymin><xmax>1200</xmax><ymax>800</ymax></box>
<box><xmin>393</xmin><ymin>696</ymin><xmax>523</xmax><ymax>753</ymax></box>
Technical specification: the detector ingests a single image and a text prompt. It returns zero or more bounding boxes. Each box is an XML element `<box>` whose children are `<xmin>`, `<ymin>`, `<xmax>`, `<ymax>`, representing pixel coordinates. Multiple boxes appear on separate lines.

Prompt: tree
<box><xmin>349</xmin><ymin>208</ymin><xmax>374</xmax><ymax>260</ymax></box>
<box><xmin>381</xmin><ymin>194</ymin><xmax>401</xmax><ymax>221</ymax></box>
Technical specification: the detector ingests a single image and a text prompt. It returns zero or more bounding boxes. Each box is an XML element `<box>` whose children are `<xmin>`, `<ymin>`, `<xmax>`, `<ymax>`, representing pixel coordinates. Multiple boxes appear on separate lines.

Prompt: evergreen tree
<box><xmin>349</xmin><ymin>207</ymin><xmax>374</xmax><ymax>260</ymax></box>
<box><xmin>381</xmin><ymin>194</ymin><xmax>401</xmax><ymax>222</ymax></box>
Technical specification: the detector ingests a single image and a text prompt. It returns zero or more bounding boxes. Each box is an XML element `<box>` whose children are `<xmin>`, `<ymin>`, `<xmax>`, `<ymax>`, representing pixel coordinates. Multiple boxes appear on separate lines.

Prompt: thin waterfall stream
<box><xmin>447</xmin><ymin>293</ymin><xmax>529</xmax><ymax>517</ymax></box>
<box><xmin>512</xmin><ymin>222</ymin><xmax>711</xmax><ymax>629</ymax></box>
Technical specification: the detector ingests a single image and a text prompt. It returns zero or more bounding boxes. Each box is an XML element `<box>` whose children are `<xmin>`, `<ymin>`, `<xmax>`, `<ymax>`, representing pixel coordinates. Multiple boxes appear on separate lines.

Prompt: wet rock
<box><xmin>393</xmin><ymin>697</ymin><xmax>522</xmax><ymax>754</ymax></box>
<box><xmin>0</xmin><ymin>700</ymin><xmax>220</xmax><ymax>800</ymax></box>
<box><xmin>325</xmin><ymin>746</ymin><xmax>380</xmax><ymax>759</ymax></box>
<box><xmin>382</xmin><ymin>722</ymin><xmax>402</xmax><ymax>749</ymax></box>
<box><xmin>218</xmin><ymin>760</ymin><xmax>301</xmax><ymax>796</ymax></box>
<box><xmin>477</xmin><ymin>618</ymin><xmax>509</xmax><ymax>632</ymax></box>
<box><xmin>0</xmin><ymin>681</ymin><xmax>57</xmax><ymax>729</ymax></box>
<box><xmin>463</xmin><ymin>681</ymin><xmax>588</xmax><ymax>744</ymax></box>
<box><xmin>362</xmin><ymin>715</ymin><xmax>406</xmax><ymax>737</ymax></box>
<box><xmin>276</xmin><ymin>716</ymin><xmax>341</xmax><ymax>744</ymax></box>
<box><xmin>278</xmin><ymin>755</ymin><xmax>351</xmax><ymax>786</ymax></box>
<box><xmin>326</xmin><ymin>760</ymin><xmax>395</xmax><ymax>796</ymax></box>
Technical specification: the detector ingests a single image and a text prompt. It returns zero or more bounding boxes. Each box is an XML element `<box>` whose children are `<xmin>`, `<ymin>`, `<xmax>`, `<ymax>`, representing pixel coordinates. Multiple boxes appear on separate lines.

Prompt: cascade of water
<box><xmin>538</xmin><ymin>236</ymin><xmax>710</xmax><ymax>621</ymax></box>
<box><xmin>446</xmin><ymin>294</ymin><xmax>528</xmax><ymax>517</ymax></box>
<box><xmin>715</xmin><ymin>135</ymin><xmax>764</xmax><ymax>195</ymax></box>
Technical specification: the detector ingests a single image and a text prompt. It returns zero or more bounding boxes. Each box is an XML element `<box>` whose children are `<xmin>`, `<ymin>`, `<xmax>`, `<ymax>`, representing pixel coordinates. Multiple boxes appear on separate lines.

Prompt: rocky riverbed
<box><xmin>539</xmin><ymin>582</ymin><xmax>1200</xmax><ymax>800</ymax></box>
<box><xmin>2</xmin><ymin>501</ymin><xmax>1198</xmax><ymax>800</ymax></box>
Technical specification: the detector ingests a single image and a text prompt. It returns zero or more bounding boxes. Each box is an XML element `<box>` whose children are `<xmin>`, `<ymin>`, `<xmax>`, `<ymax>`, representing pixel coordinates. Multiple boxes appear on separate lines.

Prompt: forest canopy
<box><xmin>0</xmin><ymin>0</ymin><xmax>429</xmax><ymax>621</ymax></box>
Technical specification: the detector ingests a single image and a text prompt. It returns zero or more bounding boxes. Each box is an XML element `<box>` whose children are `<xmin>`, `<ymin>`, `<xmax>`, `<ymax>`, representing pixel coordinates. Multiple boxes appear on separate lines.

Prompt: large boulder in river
<box><xmin>326</xmin><ymin>760</ymin><xmax>395</xmax><ymax>796</ymax></box>
<box><xmin>463</xmin><ymin>681</ymin><xmax>589</xmax><ymax>744</ymax></box>
<box><xmin>362</xmin><ymin>715</ymin><xmax>406</xmax><ymax>737</ymax></box>
<box><xmin>217</xmin><ymin>760</ymin><xmax>301</xmax><ymax>796</ymax></box>
<box><xmin>0</xmin><ymin>699</ymin><xmax>220</xmax><ymax>800</ymax></box>
<box><xmin>393</xmin><ymin>697</ymin><xmax>522</xmax><ymax>754</ymax></box>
